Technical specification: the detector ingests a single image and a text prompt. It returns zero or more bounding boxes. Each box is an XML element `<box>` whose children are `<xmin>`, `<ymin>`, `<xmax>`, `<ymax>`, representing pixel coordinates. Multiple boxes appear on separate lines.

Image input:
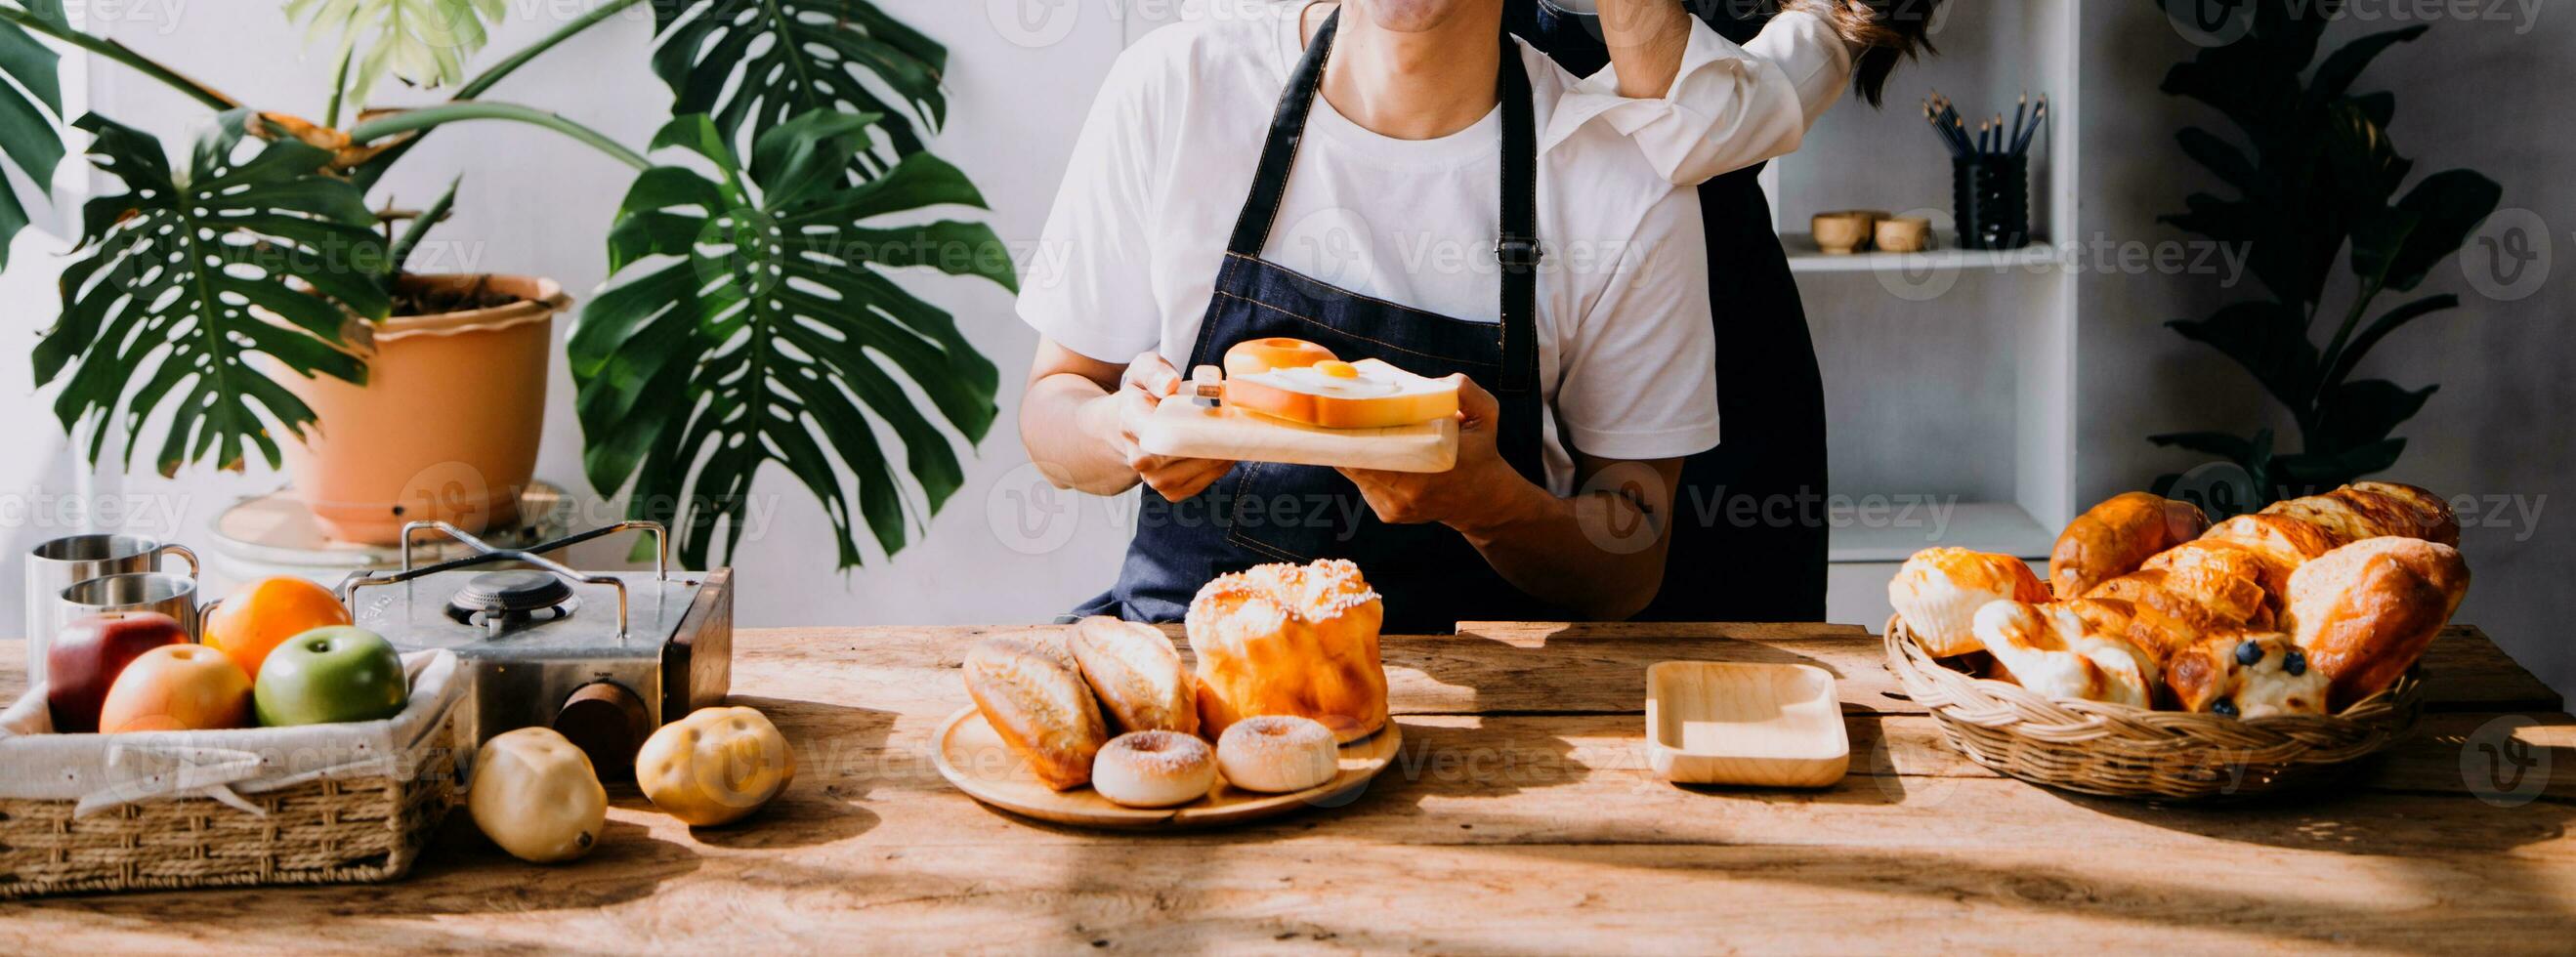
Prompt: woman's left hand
<box><xmin>1337</xmin><ymin>376</ymin><xmax>1535</xmax><ymax>532</ymax></box>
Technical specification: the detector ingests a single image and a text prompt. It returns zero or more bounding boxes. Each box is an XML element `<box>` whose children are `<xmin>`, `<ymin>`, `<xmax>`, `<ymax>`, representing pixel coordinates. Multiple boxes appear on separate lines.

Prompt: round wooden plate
<box><xmin>933</xmin><ymin>707</ymin><xmax>1402</xmax><ymax>829</ymax></box>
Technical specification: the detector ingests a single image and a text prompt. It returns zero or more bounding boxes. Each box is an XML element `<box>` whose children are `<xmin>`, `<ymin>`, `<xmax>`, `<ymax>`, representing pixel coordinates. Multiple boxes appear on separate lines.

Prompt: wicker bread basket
<box><xmin>1885</xmin><ymin>617</ymin><xmax>2424</xmax><ymax>800</ymax></box>
<box><xmin>0</xmin><ymin>650</ymin><xmax>464</xmax><ymax>897</ymax></box>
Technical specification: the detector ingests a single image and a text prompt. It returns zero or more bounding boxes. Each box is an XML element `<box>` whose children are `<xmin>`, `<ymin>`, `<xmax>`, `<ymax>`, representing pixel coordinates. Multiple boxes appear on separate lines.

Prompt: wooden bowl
<box><xmin>1810</xmin><ymin>210</ymin><xmax>1883</xmax><ymax>255</ymax></box>
<box><xmin>1875</xmin><ymin>216</ymin><xmax>1932</xmax><ymax>253</ymax></box>
<box><xmin>934</xmin><ymin>707</ymin><xmax>1404</xmax><ymax>829</ymax></box>
<box><xmin>1645</xmin><ymin>661</ymin><xmax>1848</xmax><ymax>787</ymax></box>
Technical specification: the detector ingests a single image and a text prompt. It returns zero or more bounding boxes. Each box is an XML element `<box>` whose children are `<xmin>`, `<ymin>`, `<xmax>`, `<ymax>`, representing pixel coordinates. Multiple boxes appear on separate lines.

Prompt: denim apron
<box><xmin>1076</xmin><ymin>11</ymin><xmax>1556</xmax><ymax>632</ymax></box>
<box><xmin>1506</xmin><ymin>0</ymin><xmax>1834</xmax><ymax>621</ymax></box>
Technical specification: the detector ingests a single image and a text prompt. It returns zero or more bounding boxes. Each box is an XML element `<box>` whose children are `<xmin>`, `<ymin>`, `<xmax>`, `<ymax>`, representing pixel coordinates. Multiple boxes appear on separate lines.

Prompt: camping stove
<box><xmin>336</xmin><ymin>520</ymin><xmax>732</xmax><ymax>774</ymax></box>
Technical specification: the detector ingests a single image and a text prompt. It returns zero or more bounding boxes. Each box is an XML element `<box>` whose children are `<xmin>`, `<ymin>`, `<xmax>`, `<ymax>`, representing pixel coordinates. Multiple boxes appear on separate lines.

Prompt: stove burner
<box><xmin>445</xmin><ymin>569</ymin><xmax>578</xmax><ymax>631</ymax></box>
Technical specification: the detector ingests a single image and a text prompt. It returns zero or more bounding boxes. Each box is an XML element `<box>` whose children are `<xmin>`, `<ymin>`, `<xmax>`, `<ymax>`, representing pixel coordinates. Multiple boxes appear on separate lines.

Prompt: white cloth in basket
<box><xmin>0</xmin><ymin>649</ymin><xmax>462</xmax><ymax>817</ymax></box>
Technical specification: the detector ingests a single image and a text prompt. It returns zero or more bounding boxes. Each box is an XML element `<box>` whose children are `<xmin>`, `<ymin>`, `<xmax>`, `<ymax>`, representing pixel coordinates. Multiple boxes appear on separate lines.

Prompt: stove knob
<box><xmin>554</xmin><ymin>681</ymin><xmax>651</xmax><ymax>779</ymax></box>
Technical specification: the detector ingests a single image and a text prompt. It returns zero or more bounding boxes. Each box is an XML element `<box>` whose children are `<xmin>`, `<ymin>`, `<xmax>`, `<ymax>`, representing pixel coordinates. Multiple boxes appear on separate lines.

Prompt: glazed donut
<box><xmin>1215</xmin><ymin>715</ymin><xmax>1340</xmax><ymax>793</ymax></box>
<box><xmin>1090</xmin><ymin>730</ymin><xmax>1218</xmax><ymax>809</ymax></box>
<box><xmin>1223</xmin><ymin>337</ymin><xmax>1336</xmax><ymax>375</ymax></box>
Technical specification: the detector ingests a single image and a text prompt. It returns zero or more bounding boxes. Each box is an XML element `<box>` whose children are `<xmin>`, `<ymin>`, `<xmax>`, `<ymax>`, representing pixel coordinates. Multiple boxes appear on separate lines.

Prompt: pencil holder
<box><xmin>1952</xmin><ymin>154</ymin><xmax>2029</xmax><ymax>250</ymax></box>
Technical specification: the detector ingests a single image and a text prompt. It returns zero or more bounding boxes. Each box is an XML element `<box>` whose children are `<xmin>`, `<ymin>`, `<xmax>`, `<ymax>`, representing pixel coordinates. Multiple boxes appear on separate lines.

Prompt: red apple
<box><xmin>98</xmin><ymin>644</ymin><xmax>253</xmax><ymax>733</ymax></box>
<box><xmin>47</xmin><ymin>610</ymin><xmax>189</xmax><ymax>732</ymax></box>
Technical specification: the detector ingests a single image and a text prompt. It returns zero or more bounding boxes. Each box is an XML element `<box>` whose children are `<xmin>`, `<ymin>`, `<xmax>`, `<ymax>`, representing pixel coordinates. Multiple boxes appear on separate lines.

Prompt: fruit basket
<box><xmin>0</xmin><ymin>650</ymin><xmax>463</xmax><ymax>897</ymax></box>
<box><xmin>1885</xmin><ymin>618</ymin><xmax>2424</xmax><ymax>800</ymax></box>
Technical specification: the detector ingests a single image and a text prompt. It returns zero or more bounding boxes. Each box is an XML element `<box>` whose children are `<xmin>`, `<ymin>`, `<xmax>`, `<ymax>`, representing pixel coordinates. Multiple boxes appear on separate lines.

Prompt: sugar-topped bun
<box><xmin>1071</xmin><ymin>616</ymin><xmax>1197</xmax><ymax>735</ymax></box>
<box><xmin>1091</xmin><ymin>730</ymin><xmax>1218</xmax><ymax>808</ymax></box>
<box><xmin>1215</xmin><ymin>715</ymin><xmax>1340</xmax><ymax>794</ymax></box>
<box><xmin>1888</xmin><ymin>548</ymin><xmax>2049</xmax><ymax>657</ymax></box>
<box><xmin>1186</xmin><ymin>559</ymin><xmax>1388</xmax><ymax>743</ymax></box>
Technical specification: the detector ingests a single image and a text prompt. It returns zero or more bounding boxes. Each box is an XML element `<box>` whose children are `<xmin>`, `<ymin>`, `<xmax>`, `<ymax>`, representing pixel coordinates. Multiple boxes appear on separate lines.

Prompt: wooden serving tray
<box><xmin>933</xmin><ymin>707</ymin><xmax>1403</xmax><ymax>829</ymax></box>
<box><xmin>1134</xmin><ymin>400</ymin><xmax>1457</xmax><ymax>474</ymax></box>
<box><xmin>1645</xmin><ymin>661</ymin><xmax>1848</xmax><ymax>787</ymax></box>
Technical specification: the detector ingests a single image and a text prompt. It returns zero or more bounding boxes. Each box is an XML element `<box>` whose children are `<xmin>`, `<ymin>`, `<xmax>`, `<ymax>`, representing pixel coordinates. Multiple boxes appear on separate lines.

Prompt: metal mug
<box><xmin>55</xmin><ymin>573</ymin><xmax>202</xmax><ymax>645</ymax></box>
<box><xmin>24</xmin><ymin>535</ymin><xmax>199</xmax><ymax>687</ymax></box>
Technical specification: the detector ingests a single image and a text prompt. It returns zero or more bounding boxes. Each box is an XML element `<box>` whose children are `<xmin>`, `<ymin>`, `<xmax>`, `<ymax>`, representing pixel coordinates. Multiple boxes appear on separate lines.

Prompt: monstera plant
<box><xmin>12</xmin><ymin>0</ymin><xmax>1011</xmax><ymax>566</ymax></box>
<box><xmin>2147</xmin><ymin>0</ymin><xmax>2500</xmax><ymax>511</ymax></box>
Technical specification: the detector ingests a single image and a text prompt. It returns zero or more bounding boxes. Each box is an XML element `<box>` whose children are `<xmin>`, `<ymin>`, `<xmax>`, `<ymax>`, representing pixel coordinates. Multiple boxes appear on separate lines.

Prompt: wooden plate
<box><xmin>1645</xmin><ymin>660</ymin><xmax>1848</xmax><ymax>788</ymax></box>
<box><xmin>933</xmin><ymin>707</ymin><xmax>1402</xmax><ymax>829</ymax></box>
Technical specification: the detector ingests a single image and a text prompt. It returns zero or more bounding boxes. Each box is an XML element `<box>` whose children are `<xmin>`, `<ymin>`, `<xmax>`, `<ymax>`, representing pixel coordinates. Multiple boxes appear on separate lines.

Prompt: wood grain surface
<box><xmin>0</xmin><ymin>624</ymin><xmax>2567</xmax><ymax>955</ymax></box>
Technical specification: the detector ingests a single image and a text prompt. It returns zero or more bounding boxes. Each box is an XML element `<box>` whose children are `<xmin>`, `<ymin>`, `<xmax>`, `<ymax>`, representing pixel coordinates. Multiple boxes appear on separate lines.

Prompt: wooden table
<box><xmin>2</xmin><ymin>623</ymin><xmax>2571</xmax><ymax>953</ymax></box>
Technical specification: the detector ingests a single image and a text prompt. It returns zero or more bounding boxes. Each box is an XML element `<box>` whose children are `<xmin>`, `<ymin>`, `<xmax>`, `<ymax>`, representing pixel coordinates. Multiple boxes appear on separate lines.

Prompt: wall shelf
<box><xmin>1767</xmin><ymin>0</ymin><xmax>2082</xmax><ymax>627</ymax></box>
<box><xmin>1826</xmin><ymin>501</ymin><xmax>2053</xmax><ymax>563</ymax></box>
<box><xmin>1780</xmin><ymin>231</ymin><xmax>2060</xmax><ymax>273</ymax></box>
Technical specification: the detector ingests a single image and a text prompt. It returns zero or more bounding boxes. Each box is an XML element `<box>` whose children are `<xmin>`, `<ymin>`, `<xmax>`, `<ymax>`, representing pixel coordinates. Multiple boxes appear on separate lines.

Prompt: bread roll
<box><xmin>2260</xmin><ymin>481</ymin><xmax>2459</xmax><ymax>547</ymax></box>
<box><xmin>2197</xmin><ymin>514</ymin><xmax>2345</xmax><ymax>610</ymax></box>
<box><xmin>1186</xmin><ymin>559</ymin><xmax>1389</xmax><ymax>743</ymax></box>
<box><xmin>963</xmin><ymin>635</ymin><xmax>1109</xmax><ymax>791</ymax></box>
<box><xmin>1969</xmin><ymin>600</ymin><xmax>2160</xmax><ymax>708</ymax></box>
<box><xmin>1070</xmin><ymin>616</ymin><xmax>1198</xmax><ymax>735</ymax></box>
<box><xmin>2163</xmin><ymin>633</ymin><xmax>2329</xmax><ymax>718</ymax></box>
<box><xmin>1887</xmin><ymin>548</ymin><xmax>2049</xmax><ymax>657</ymax></box>
<box><xmin>2048</xmin><ymin>492</ymin><xmax>2211</xmax><ymax>598</ymax></box>
<box><xmin>2282</xmin><ymin>537</ymin><xmax>2470</xmax><ymax>708</ymax></box>
<box><xmin>2138</xmin><ymin>540</ymin><xmax>2277</xmax><ymax>628</ymax></box>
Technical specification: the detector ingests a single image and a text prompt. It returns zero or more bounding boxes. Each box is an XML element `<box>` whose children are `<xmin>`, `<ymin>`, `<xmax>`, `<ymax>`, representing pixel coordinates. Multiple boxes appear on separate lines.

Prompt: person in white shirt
<box><xmin>1506</xmin><ymin>0</ymin><xmax>1938</xmax><ymax>623</ymax></box>
<box><xmin>1016</xmin><ymin>0</ymin><xmax>1887</xmax><ymax>626</ymax></box>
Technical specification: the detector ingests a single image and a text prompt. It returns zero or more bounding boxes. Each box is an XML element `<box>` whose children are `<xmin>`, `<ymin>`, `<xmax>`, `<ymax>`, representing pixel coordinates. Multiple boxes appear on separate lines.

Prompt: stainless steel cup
<box><xmin>55</xmin><ymin>573</ymin><xmax>202</xmax><ymax>645</ymax></box>
<box><xmin>24</xmin><ymin>534</ymin><xmax>199</xmax><ymax>687</ymax></box>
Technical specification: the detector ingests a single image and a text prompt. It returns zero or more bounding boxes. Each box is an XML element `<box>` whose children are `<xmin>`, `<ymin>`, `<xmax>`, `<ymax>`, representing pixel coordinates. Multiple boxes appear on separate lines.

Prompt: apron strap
<box><xmin>1495</xmin><ymin>32</ymin><xmax>1540</xmax><ymax>394</ymax></box>
<box><xmin>1222</xmin><ymin>9</ymin><xmax>1541</xmax><ymax>394</ymax></box>
<box><xmin>1222</xmin><ymin>9</ymin><xmax>1337</xmax><ymax>259</ymax></box>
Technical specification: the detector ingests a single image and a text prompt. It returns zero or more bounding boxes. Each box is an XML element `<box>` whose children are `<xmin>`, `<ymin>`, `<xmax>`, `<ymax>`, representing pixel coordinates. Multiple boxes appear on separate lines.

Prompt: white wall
<box><xmin>4</xmin><ymin>0</ymin><xmax>1150</xmax><ymax>631</ymax></box>
<box><xmin>9</xmin><ymin>1</ymin><xmax>2571</xmax><ymax>704</ymax></box>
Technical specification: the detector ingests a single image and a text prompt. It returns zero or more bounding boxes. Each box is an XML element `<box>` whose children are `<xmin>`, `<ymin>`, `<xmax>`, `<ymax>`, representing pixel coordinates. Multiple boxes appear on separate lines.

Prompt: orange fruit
<box><xmin>98</xmin><ymin>644</ymin><xmax>253</xmax><ymax>732</ymax></box>
<box><xmin>203</xmin><ymin>576</ymin><xmax>354</xmax><ymax>680</ymax></box>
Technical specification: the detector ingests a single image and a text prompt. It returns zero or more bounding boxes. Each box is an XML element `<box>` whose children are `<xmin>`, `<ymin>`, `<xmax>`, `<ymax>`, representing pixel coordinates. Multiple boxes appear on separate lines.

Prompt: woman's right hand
<box><xmin>1101</xmin><ymin>352</ymin><xmax>1236</xmax><ymax>502</ymax></box>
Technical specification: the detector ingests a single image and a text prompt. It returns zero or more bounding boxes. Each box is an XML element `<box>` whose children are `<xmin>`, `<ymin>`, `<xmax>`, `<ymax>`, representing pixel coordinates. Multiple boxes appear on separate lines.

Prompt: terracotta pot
<box><xmin>274</xmin><ymin>274</ymin><xmax>569</xmax><ymax>545</ymax></box>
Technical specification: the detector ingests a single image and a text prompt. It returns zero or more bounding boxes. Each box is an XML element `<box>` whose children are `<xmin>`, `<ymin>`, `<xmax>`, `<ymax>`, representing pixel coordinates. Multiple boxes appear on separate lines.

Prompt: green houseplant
<box><xmin>10</xmin><ymin>0</ymin><xmax>1014</xmax><ymax>566</ymax></box>
<box><xmin>2146</xmin><ymin>0</ymin><xmax>2500</xmax><ymax>512</ymax></box>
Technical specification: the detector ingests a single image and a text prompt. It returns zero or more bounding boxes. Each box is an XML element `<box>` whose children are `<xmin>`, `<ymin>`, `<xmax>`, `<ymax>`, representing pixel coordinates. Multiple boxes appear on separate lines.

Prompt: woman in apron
<box><xmin>1019</xmin><ymin>1</ymin><xmax>1734</xmax><ymax>631</ymax></box>
<box><xmin>1505</xmin><ymin>0</ymin><xmax>1939</xmax><ymax>622</ymax></box>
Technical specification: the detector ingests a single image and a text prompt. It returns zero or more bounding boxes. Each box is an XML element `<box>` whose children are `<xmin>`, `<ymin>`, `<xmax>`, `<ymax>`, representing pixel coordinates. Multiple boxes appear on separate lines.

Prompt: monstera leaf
<box><xmin>0</xmin><ymin>1</ymin><xmax>66</xmax><ymax>270</ymax></box>
<box><xmin>286</xmin><ymin>0</ymin><xmax>505</xmax><ymax>105</ymax></box>
<box><xmin>33</xmin><ymin>112</ymin><xmax>390</xmax><ymax>475</ymax></box>
<box><xmin>571</xmin><ymin>112</ymin><xmax>1013</xmax><ymax>569</ymax></box>
<box><xmin>651</xmin><ymin>0</ymin><xmax>946</xmax><ymax>176</ymax></box>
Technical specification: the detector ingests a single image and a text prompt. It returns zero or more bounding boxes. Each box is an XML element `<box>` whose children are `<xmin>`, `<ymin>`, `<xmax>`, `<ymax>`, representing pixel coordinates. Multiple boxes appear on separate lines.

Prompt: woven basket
<box><xmin>1884</xmin><ymin>616</ymin><xmax>2423</xmax><ymax>800</ymax></box>
<box><xmin>0</xmin><ymin>651</ymin><xmax>463</xmax><ymax>897</ymax></box>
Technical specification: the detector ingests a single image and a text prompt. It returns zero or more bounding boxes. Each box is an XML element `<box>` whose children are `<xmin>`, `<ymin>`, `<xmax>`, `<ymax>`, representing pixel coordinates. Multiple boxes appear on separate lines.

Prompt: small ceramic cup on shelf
<box><xmin>1810</xmin><ymin>210</ymin><xmax>1886</xmax><ymax>254</ymax></box>
<box><xmin>1875</xmin><ymin>216</ymin><xmax>1932</xmax><ymax>253</ymax></box>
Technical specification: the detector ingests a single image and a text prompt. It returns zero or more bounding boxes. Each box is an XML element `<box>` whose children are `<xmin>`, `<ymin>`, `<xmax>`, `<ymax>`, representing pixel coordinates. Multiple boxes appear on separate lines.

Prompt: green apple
<box><xmin>254</xmin><ymin>626</ymin><xmax>410</xmax><ymax>727</ymax></box>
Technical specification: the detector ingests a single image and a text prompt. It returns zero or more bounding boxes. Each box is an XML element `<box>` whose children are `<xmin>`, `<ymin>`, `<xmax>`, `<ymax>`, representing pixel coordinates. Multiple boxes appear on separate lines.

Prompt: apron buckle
<box><xmin>1496</xmin><ymin>235</ymin><xmax>1543</xmax><ymax>271</ymax></box>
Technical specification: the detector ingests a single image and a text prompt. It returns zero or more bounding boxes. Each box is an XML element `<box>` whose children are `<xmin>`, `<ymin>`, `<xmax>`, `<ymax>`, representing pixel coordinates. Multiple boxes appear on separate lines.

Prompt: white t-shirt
<box><xmin>1018</xmin><ymin>5</ymin><xmax>1720</xmax><ymax>493</ymax></box>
